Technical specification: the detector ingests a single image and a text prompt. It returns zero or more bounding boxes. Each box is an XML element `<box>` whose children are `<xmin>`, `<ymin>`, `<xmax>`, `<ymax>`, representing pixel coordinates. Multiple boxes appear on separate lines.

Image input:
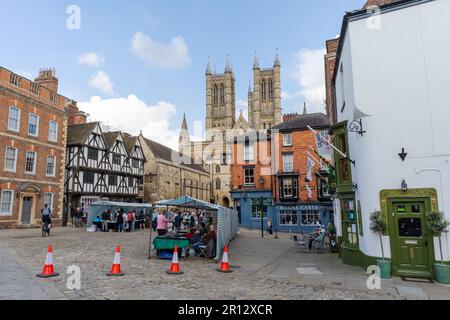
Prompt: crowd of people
<box><xmin>153</xmin><ymin>209</ymin><xmax>217</xmax><ymax>258</ymax></box>
<box><xmin>91</xmin><ymin>208</ymin><xmax>148</xmax><ymax>232</ymax></box>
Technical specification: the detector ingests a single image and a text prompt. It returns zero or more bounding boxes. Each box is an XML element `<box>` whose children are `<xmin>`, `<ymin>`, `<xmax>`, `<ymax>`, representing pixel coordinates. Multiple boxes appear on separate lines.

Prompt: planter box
<box><xmin>434</xmin><ymin>263</ymin><xmax>450</xmax><ymax>284</ymax></box>
<box><xmin>377</xmin><ymin>259</ymin><xmax>392</xmax><ymax>279</ymax></box>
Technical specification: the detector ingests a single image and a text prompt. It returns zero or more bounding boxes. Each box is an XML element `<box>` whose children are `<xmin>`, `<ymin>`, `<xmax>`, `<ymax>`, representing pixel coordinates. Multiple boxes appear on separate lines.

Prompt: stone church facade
<box><xmin>179</xmin><ymin>54</ymin><xmax>282</xmax><ymax>207</ymax></box>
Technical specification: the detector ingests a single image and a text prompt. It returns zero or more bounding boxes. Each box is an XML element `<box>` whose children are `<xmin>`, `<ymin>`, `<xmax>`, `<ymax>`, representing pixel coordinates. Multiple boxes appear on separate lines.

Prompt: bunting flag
<box><xmin>306</xmin><ymin>184</ymin><xmax>313</xmax><ymax>199</ymax></box>
<box><xmin>309</xmin><ymin>147</ymin><xmax>334</xmax><ymax>169</ymax></box>
<box><xmin>306</xmin><ymin>156</ymin><xmax>315</xmax><ymax>182</ymax></box>
<box><xmin>315</xmin><ymin>131</ymin><xmax>333</xmax><ymax>160</ymax></box>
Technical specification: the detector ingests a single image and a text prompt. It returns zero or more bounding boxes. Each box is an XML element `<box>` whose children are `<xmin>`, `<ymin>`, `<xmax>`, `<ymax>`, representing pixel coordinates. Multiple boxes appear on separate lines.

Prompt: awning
<box><xmin>90</xmin><ymin>201</ymin><xmax>154</xmax><ymax>209</ymax></box>
<box><xmin>155</xmin><ymin>196</ymin><xmax>221</xmax><ymax>211</ymax></box>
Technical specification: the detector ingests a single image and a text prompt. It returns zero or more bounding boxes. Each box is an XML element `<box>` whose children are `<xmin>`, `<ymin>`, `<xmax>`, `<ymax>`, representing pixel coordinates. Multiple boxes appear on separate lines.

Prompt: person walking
<box><xmin>152</xmin><ymin>210</ymin><xmax>158</xmax><ymax>231</ymax></box>
<box><xmin>122</xmin><ymin>210</ymin><xmax>128</xmax><ymax>231</ymax></box>
<box><xmin>174</xmin><ymin>212</ymin><xmax>182</xmax><ymax>231</ymax></box>
<box><xmin>116</xmin><ymin>210</ymin><xmax>124</xmax><ymax>232</ymax></box>
<box><xmin>157</xmin><ymin>211</ymin><xmax>169</xmax><ymax>236</ymax></box>
<box><xmin>127</xmin><ymin>211</ymin><xmax>136</xmax><ymax>232</ymax></box>
<box><xmin>266</xmin><ymin>219</ymin><xmax>273</xmax><ymax>236</ymax></box>
<box><xmin>101</xmin><ymin>210</ymin><xmax>109</xmax><ymax>232</ymax></box>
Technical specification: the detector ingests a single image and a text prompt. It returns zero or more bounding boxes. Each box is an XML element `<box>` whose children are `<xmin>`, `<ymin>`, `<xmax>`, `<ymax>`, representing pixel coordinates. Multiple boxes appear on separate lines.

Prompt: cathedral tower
<box><xmin>248</xmin><ymin>52</ymin><xmax>282</xmax><ymax>130</ymax></box>
<box><xmin>205</xmin><ymin>57</ymin><xmax>236</xmax><ymax>141</ymax></box>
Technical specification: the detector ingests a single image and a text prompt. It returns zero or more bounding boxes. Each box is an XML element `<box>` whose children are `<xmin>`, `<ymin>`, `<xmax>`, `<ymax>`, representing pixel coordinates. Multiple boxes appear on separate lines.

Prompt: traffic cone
<box><xmin>217</xmin><ymin>246</ymin><xmax>233</xmax><ymax>273</ymax></box>
<box><xmin>107</xmin><ymin>245</ymin><xmax>125</xmax><ymax>276</ymax></box>
<box><xmin>166</xmin><ymin>246</ymin><xmax>183</xmax><ymax>275</ymax></box>
<box><xmin>37</xmin><ymin>245</ymin><xmax>59</xmax><ymax>278</ymax></box>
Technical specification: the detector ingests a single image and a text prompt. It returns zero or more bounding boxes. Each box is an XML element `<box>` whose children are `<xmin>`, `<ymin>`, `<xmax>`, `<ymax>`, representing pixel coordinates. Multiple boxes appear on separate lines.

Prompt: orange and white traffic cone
<box><xmin>37</xmin><ymin>245</ymin><xmax>60</xmax><ymax>278</ymax></box>
<box><xmin>217</xmin><ymin>246</ymin><xmax>233</xmax><ymax>273</ymax></box>
<box><xmin>107</xmin><ymin>245</ymin><xmax>124</xmax><ymax>276</ymax></box>
<box><xmin>166</xmin><ymin>245</ymin><xmax>183</xmax><ymax>275</ymax></box>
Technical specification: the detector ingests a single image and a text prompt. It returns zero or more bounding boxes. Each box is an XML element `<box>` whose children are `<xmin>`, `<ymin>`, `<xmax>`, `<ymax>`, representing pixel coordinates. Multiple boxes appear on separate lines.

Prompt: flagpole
<box><xmin>308</xmin><ymin>125</ymin><xmax>355</xmax><ymax>165</ymax></box>
<box><xmin>307</xmin><ymin>125</ymin><xmax>347</xmax><ymax>158</ymax></box>
<box><xmin>306</xmin><ymin>151</ymin><xmax>323</xmax><ymax>167</ymax></box>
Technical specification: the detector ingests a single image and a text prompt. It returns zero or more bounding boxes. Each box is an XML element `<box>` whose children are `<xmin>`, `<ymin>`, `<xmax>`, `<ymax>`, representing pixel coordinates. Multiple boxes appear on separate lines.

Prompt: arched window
<box><xmin>220</xmin><ymin>84</ymin><xmax>225</xmax><ymax>105</ymax></box>
<box><xmin>216</xmin><ymin>165</ymin><xmax>221</xmax><ymax>174</ymax></box>
<box><xmin>216</xmin><ymin>179</ymin><xmax>221</xmax><ymax>190</ymax></box>
<box><xmin>213</xmin><ymin>85</ymin><xmax>218</xmax><ymax>106</ymax></box>
<box><xmin>268</xmin><ymin>79</ymin><xmax>273</xmax><ymax>100</ymax></box>
<box><xmin>261</xmin><ymin>80</ymin><xmax>266</xmax><ymax>101</ymax></box>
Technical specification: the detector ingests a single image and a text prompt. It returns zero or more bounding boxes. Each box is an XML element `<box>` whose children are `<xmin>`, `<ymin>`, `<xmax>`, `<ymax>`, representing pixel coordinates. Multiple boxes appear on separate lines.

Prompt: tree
<box><xmin>425</xmin><ymin>211</ymin><xmax>449</xmax><ymax>264</ymax></box>
<box><xmin>369</xmin><ymin>211</ymin><xmax>387</xmax><ymax>260</ymax></box>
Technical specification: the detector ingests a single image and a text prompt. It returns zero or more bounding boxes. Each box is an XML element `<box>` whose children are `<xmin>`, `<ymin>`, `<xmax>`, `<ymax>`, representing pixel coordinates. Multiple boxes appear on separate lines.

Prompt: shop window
<box><xmin>341</xmin><ymin>199</ymin><xmax>358</xmax><ymax>247</ymax></box>
<box><xmin>251</xmin><ymin>205</ymin><xmax>268</xmax><ymax>219</ymax></box>
<box><xmin>280</xmin><ymin>210</ymin><xmax>298</xmax><ymax>226</ymax></box>
<box><xmin>301</xmin><ymin>210</ymin><xmax>321</xmax><ymax>226</ymax></box>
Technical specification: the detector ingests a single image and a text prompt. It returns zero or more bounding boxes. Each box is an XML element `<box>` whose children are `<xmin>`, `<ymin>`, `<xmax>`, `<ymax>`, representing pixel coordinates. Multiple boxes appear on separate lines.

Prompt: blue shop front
<box><xmin>232</xmin><ymin>190</ymin><xmax>334</xmax><ymax>234</ymax></box>
<box><xmin>231</xmin><ymin>190</ymin><xmax>275</xmax><ymax>230</ymax></box>
<box><xmin>275</xmin><ymin>202</ymin><xmax>334</xmax><ymax>234</ymax></box>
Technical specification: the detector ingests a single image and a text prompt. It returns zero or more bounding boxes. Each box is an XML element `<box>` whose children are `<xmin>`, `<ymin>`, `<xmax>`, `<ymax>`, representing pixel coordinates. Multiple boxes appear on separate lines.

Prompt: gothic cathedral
<box><xmin>179</xmin><ymin>53</ymin><xmax>282</xmax><ymax>206</ymax></box>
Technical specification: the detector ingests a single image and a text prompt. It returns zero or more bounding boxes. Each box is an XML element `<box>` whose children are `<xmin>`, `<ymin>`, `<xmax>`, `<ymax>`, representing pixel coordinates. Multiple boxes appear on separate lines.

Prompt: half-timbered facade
<box><xmin>64</xmin><ymin>122</ymin><xmax>144</xmax><ymax>222</ymax></box>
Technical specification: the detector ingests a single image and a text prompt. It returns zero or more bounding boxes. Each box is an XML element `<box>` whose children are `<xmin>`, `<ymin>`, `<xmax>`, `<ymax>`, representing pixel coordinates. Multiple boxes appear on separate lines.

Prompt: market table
<box><xmin>153</xmin><ymin>236</ymin><xmax>190</xmax><ymax>249</ymax></box>
<box><xmin>153</xmin><ymin>236</ymin><xmax>190</xmax><ymax>259</ymax></box>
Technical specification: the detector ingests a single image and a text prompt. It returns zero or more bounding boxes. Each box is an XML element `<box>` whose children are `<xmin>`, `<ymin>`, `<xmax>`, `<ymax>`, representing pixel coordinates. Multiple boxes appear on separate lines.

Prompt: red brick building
<box><xmin>325</xmin><ymin>38</ymin><xmax>339</xmax><ymax>125</ymax></box>
<box><xmin>0</xmin><ymin>67</ymin><xmax>82</xmax><ymax>228</ymax></box>
<box><xmin>230</xmin><ymin>113</ymin><xmax>334</xmax><ymax>233</ymax></box>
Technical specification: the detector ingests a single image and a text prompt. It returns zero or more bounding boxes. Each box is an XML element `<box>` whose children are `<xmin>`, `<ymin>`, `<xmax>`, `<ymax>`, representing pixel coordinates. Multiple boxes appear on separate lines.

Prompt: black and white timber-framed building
<box><xmin>64</xmin><ymin>122</ymin><xmax>145</xmax><ymax>223</ymax></box>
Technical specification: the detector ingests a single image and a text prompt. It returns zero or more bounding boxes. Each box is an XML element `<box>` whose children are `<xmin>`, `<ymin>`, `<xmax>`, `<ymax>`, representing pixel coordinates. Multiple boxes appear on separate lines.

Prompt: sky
<box><xmin>0</xmin><ymin>0</ymin><xmax>366</xmax><ymax>150</ymax></box>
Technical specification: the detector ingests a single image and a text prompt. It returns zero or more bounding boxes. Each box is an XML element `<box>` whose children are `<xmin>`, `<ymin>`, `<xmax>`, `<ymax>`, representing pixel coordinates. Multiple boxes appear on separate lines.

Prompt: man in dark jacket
<box><xmin>174</xmin><ymin>212</ymin><xmax>182</xmax><ymax>231</ymax></box>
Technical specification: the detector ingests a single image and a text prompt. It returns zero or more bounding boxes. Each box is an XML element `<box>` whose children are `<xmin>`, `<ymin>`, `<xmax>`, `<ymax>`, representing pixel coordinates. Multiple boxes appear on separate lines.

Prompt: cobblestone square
<box><xmin>1</xmin><ymin>228</ymin><xmax>449</xmax><ymax>300</ymax></box>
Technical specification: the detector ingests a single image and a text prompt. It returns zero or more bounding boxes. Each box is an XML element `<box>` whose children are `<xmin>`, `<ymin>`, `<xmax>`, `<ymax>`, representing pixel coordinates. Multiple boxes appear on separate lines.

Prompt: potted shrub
<box><xmin>369</xmin><ymin>211</ymin><xmax>391</xmax><ymax>279</ymax></box>
<box><xmin>425</xmin><ymin>211</ymin><xmax>450</xmax><ymax>284</ymax></box>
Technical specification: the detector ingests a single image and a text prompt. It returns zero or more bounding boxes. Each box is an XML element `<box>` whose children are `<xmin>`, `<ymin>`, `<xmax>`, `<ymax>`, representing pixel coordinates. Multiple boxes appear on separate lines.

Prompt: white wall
<box><xmin>335</xmin><ymin>0</ymin><xmax>450</xmax><ymax>260</ymax></box>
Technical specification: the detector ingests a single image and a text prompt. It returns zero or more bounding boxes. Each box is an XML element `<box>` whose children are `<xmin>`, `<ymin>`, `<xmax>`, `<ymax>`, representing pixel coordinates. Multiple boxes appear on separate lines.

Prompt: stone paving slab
<box><xmin>0</xmin><ymin>227</ymin><xmax>448</xmax><ymax>300</ymax></box>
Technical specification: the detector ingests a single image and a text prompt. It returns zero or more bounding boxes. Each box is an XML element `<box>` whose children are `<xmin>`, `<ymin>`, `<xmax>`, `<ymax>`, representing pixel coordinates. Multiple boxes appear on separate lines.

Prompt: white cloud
<box><xmin>78</xmin><ymin>52</ymin><xmax>106</xmax><ymax>67</ymax></box>
<box><xmin>88</xmin><ymin>71</ymin><xmax>115</xmax><ymax>95</ymax></box>
<box><xmin>78</xmin><ymin>95</ymin><xmax>179</xmax><ymax>150</ymax></box>
<box><xmin>294</xmin><ymin>48</ymin><xmax>326</xmax><ymax>113</ymax></box>
<box><xmin>131</xmin><ymin>32</ymin><xmax>191</xmax><ymax>70</ymax></box>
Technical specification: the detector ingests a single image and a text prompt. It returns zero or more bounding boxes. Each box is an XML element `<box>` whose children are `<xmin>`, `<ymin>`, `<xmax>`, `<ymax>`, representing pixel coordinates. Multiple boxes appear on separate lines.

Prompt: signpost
<box><xmin>252</xmin><ymin>197</ymin><xmax>272</xmax><ymax>239</ymax></box>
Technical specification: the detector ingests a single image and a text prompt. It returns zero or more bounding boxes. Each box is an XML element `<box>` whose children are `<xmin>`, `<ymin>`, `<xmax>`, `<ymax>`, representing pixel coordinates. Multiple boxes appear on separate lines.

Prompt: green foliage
<box><xmin>425</xmin><ymin>211</ymin><xmax>449</xmax><ymax>264</ymax></box>
<box><xmin>425</xmin><ymin>211</ymin><xmax>449</xmax><ymax>235</ymax></box>
<box><xmin>369</xmin><ymin>211</ymin><xmax>386</xmax><ymax>234</ymax></box>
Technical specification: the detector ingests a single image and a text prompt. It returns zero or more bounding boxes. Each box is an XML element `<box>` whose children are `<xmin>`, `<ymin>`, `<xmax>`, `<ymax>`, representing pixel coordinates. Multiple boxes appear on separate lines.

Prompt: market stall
<box><xmin>154</xmin><ymin>196</ymin><xmax>239</xmax><ymax>261</ymax></box>
<box><xmin>87</xmin><ymin>201</ymin><xmax>154</xmax><ymax>230</ymax></box>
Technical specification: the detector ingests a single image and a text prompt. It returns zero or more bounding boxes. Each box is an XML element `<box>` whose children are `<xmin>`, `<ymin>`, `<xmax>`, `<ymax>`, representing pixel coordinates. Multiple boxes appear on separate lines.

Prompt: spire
<box><xmin>248</xmin><ymin>80</ymin><xmax>252</xmax><ymax>95</ymax></box>
<box><xmin>253</xmin><ymin>51</ymin><xmax>260</xmax><ymax>69</ymax></box>
<box><xmin>225</xmin><ymin>55</ymin><xmax>232</xmax><ymax>73</ymax></box>
<box><xmin>181</xmin><ymin>113</ymin><xmax>189</xmax><ymax>131</ymax></box>
<box><xmin>303</xmin><ymin>102</ymin><xmax>308</xmax><ymax>115</ymax></box>
<box><xmin>206</xmin><ymin>57</ymin><xmax>212</xmax><ymax>75</ymax></box>
<box><xmin>274</xmin><ymin>48</ymin><xmax>281</xmax><ymax>67</ymax></box>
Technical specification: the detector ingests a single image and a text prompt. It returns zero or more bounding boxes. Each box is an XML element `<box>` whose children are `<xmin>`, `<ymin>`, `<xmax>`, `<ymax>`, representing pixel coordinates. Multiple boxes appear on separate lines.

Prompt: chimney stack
<box><xmin>35</xmin><ymin>68</ymin><xmax>58</xmax><ymax>93</ymax></box>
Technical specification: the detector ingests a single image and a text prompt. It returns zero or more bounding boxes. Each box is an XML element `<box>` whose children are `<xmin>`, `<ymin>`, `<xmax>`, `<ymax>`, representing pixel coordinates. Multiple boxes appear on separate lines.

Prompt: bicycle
<box><xmin>42</xmin><ymin>219</ymin><xmax>51</xmax><ymax>237</ymax></box>
<box><xmin>74</xmin><ymin>216</ymin><xmax>87</xmax><ymax>229</ymax></box>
